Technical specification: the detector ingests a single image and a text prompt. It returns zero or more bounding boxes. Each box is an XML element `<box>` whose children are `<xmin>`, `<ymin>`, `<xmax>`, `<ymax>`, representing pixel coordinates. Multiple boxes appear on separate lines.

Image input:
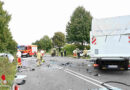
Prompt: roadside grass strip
<box><xmin>0</xmin><ymin>57</ymin><xmax>17</xmax><ymax>90</ymax></box>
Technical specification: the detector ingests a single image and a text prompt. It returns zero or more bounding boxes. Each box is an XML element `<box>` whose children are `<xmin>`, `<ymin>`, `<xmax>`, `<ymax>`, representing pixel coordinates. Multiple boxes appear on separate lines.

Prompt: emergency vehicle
<box><xmin>17</xmin><ymin>45</ymin><xmax>37</xmax><ymax>57</ymax></box>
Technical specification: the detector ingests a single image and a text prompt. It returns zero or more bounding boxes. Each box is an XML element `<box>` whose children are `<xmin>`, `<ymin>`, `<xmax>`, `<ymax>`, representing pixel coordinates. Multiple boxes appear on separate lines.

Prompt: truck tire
<box><xmin>34</xmin><ymin>53</ymin><xmax>36</xmax><ymax>57</ymax></box>
<box><xmin>96</xmin><ymin>58</ymin><xmax>102</xmax><ymax>70</ymax></box>
<box><xmin>26</xmin><ymin>54</ymin><xmax>29</xmax><ymax>57</ymax></box>
<box><xmin>124</xmin><ymin>59</ymin><xmax>129</xmax><ymax>70</ymax></box>
<box><xmin>99</xmin><ymin>63</ymin><xmax>102</xmax><ymax>70</ymax></box>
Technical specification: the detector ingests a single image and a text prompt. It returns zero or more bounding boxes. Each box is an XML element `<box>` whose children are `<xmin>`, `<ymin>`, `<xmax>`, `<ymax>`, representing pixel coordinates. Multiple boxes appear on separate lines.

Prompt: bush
<box><xmin>63</xmin><ymin>44</ymin><xmax>77</xmax><ymax>55</ymax></box>
<box><xmin>75</xmin><ymin>44</ymin><xmax>90</xmax><ymax>50</ymax></box>
<box><xmin>86</xmin><ymin>45</ymin><xmax>90</xmax><ymax>50</ymax></box>
<box><xmin>75</xmin><ymin>44</ymin><xmax>85</xmax><ymax>50</ymax></box>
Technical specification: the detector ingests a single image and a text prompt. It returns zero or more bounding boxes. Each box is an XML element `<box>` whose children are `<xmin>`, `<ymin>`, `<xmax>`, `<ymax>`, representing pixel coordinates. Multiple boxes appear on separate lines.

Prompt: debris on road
<box><xmin>16</xmin><ymin>80</ymin><xmax>26</xmax><ymax>85</ymax></box>
<box><xmin>47</xmin><ymin>64</ymin><xmax>51</xmax><ymax>67</ymax></box>
<box><xmin>15</xmin><ymin>75</ymin><xmax>27</xmax><ymax>80</ymax></box>
<box><xmin>60</xmin><ymin>62</ymin><xmax>72</xmax><ymax>66</ymax></box>
<box><xmin>94</xmin><ymin>73</ymin><xmax>100</xmax><ymax>76</ymax></box>
<box><xmin>30</xmin><ymin>68</ymin><xmax>35</xmax><ymax>71</ymax></box>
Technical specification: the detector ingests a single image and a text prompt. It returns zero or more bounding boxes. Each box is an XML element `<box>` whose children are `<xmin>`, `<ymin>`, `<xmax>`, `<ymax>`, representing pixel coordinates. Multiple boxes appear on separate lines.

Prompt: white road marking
<box><xmin>64</xmin><ymin>70</ymin><xmax>104</xmax><ymax>88</ymax></box>
<box><xmin>64</xmin><ymin>68</ymin><xmax>117</xmax><ymax>89</ymax></box>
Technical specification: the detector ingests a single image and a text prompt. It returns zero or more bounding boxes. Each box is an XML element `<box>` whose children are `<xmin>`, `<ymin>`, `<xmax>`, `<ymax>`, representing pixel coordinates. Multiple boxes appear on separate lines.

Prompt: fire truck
<box><xmin>17</xmin><ymin>45</ymin><xmax>37</xmax><ymax>57</ymax></box>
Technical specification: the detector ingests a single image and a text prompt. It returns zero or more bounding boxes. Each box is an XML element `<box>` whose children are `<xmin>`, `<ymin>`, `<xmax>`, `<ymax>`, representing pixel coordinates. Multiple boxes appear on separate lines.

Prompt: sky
<box><xmin>1</xmin><ymin>0</ymin><xmax>130</xmax><ymax>45</ymax></box>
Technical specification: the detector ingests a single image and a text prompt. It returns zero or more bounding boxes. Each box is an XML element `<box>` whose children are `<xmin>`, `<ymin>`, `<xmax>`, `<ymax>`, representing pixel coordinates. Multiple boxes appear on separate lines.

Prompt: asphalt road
<box><xmin>15</xmin><ymin>55</ymin><xmax>130</xmax><ymax>90</ymax></box>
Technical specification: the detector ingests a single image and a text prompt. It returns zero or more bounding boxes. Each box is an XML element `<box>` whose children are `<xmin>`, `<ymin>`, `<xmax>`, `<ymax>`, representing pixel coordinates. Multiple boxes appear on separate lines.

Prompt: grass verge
<box><xmin>0</xmin><ymin>57</ymin><xmax>17</xmax><ymax>90</ymax></box>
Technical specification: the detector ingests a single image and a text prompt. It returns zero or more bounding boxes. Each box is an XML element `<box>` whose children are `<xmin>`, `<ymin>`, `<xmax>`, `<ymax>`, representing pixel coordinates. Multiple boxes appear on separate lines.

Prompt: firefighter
<box><xmin>41</xmin><ymin>49</ymin><xmax>44</xmax><ymax>57</ymax></box>
<box><xmin>41</xmin><ymin>50</ymin><xmax>45</xmax><ymax>62</ymax></box>
<box><xmin>16</xmin><ymin>50</ymin><xmax>22</xmax><ymax>68</ymax></box>
<box><xmin>61</xmin><ymin>50</ymin><xmax>63</xmax><ymax>57</ymax></box>
<box><xmin>37</xmin><ymin>51</ymin><xmax>42</xmax><ymax>66</ymax></box>
<box><xmin>83</xmin><ymin>48</ymin><xmax>87</xmax><ymax>57</ymax></box>
<box><xmin>64</xmin><ymin>50</ymin><xmax>66</xmax><ymax>56</ymax></box>
<box><xmin>77</xmin><ymin>48</ymin><xmax>80</xmax><ymax>59</ymax></box>
<box><xmin>73</xmin><ymin>49</ymin><xmax>77</xmax><ymax>58</ymax></box>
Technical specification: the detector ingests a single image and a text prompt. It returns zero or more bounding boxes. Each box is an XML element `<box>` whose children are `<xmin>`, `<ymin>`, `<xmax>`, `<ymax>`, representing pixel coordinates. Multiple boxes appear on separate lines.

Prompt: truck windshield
<box><xmin>18</xmin><ymin>46</ymin><xmax>26</xmax><ymax>50</ymax></box>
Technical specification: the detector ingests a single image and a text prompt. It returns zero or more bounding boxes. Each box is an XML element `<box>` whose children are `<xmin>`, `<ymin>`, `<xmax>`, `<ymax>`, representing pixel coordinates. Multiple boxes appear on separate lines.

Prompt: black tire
<box><xmin>26</xmin><ymin>54</ymin><xmax>29</xmax><ymax>57</ymax></box>
<box><xmin>34</xmin><ymin>53</ymin><xmax>36</xmax><ymax>57</ymax></box>
<box><xmin>97</xmin><ymin>59</ymin><xmax>102</xmax><ymax>70</ymax></box>
<box><xmin>124</xmin><ymin>59</ymin><xmax>129</xmax><ymax>70</ymax></box>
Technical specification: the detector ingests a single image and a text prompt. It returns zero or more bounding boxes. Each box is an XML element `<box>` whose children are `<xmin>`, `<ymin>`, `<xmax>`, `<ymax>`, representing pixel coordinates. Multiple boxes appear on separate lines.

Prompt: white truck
<box><xmin>90</xmin><ymin>15</ymin><xmax>130</xmax><ymax>70</ymax></box>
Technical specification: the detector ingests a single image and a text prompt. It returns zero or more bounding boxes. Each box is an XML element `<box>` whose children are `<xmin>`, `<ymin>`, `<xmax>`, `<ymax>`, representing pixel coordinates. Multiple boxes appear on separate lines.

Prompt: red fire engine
<box><xmin>18</xmin><ymin>45</ymin><xmax>37</xmax><ymax>57</ymax></box>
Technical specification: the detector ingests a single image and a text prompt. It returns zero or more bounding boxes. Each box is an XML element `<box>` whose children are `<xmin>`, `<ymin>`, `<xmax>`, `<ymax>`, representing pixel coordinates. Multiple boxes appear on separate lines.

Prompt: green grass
<box><xmin>0</xmin><ymin>57</ymin><xmax>17</xmax><ymax>90</ymax></box>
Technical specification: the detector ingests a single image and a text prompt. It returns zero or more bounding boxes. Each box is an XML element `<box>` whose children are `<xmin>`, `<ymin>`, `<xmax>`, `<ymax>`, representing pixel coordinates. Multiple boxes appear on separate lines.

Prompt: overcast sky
<box><xmin>1</xmin><ymin>0</ymin><xmax>130</xmax><ymax>45</ymax></box>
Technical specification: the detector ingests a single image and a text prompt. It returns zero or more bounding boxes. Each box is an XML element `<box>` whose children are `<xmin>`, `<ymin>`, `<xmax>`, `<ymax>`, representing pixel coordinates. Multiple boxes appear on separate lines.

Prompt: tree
<box><xmin>52</xmin><ymin>32</ymin><xmax>65</xmax><ymax>51</ymax></box>
<box><xmin>39</xmin><ymin>35</ymin><xmax>52</xmax><ymax>51</ymax></box>
<box><xmin>0</xmin><ymin>1</ymin><xmax>17</xmax><ymax>54</ymax></box>
<box><xmin>66</xmin><ymin>6</ymin><xmax>92</xmax><ymax>45</ymax></box>
<box><xmin>32</xmin><ymin>35</ymin><xmax>52</xmax><ymax>51</ymax></box>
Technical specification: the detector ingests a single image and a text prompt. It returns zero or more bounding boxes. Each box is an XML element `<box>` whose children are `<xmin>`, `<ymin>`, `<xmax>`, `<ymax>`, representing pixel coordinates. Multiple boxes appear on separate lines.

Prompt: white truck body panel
<box><xmin>90</xmin><ymin>15</ymin><xmax>130</xmax><ymax>58</ymax></box>
<box><xmin>31</xmin><ymin>45</ymin><xmax>37</xmax><ymax>53</ymax></box>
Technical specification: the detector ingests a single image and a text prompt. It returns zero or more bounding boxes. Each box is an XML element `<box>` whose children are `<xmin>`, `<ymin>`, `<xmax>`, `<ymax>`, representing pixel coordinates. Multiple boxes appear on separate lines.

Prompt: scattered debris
<box><xmin>66</xmin><ymin>62</ymin><xmax>71</xmax><ymax>65</ymax></box>
<box><xmin>15</xmin><ymin>75</ymin><xmax>27</xmax><ymax>80</ymax></box>
<box><xmin>61</xmin><ymin>63</ymin><xmax>65</xmax><ymax>66</ymax></box>
<box><xmin>86</xmin><ymin>68</ymin><xmax>92</xmax><ymax>74</ymax></box>
<box><xmin>94</xmin><ymin>73</ymin><xmax>100</xmax><ymax>76</ymax></box>
<box><xmin>61</xmin><ymin>62</ymin><xmax>72</xmax><ymax>66</ymax></box>
<box><xmin>16</xmin><ymin>80</ymin><xmax>26</xmax><ymax>85</ymax></box>
<box><xmin>86</xmin><ymin>69</ymin><xmax>89</xmax><ymax>72</ymax></box>
<box><xmin>30</xmin><ymin>68</ymin><xmax>35</xmax><ymax>71</ymax></box>
<box><xmin>82</xmin><ymin>62</ymin><xmax>84</xmax><ymax>66</ymax></box>
<box><xmin>47</xmin><ymin>64</ymin><xmax>51</xmax><ymax>67</ymax></box>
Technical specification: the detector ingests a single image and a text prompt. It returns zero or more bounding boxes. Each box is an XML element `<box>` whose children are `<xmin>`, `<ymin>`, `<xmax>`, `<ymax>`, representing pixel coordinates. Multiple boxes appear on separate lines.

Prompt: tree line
<box><xmin>32</xmin><ymin>6</ymin><xmax>92</xmax><ymax>52</ymax></box>
<box><xmin>0</xmin><ymin>1</ymin><xmax>92</xmax><ymax>54</ymax></box>
<box><xmin>0</xmin><ymin>1</ymin><xmax>17</xmax><ymax>54</ymax></box>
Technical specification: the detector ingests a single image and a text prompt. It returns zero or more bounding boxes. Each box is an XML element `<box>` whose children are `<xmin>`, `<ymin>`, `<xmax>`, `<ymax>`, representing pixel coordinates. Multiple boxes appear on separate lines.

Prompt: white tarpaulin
<box><xmin>92</xmin><ymin>15</ymin><xmax>130</xmax><ymax>36</ymax></box>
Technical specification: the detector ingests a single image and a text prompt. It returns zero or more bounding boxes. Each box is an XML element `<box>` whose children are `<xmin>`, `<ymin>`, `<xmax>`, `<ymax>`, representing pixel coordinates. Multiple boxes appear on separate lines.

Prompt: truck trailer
<box><xmin>90</xmin><ymin>15</ymin><xmax>130</xmax><ymax>70</ymax></box>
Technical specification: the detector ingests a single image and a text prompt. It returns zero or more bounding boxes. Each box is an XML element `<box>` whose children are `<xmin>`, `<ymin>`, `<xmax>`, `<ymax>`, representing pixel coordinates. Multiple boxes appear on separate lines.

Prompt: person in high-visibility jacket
<box><xmin>73</xmin><ymin>49</ymin><xmax>77</xmax><ymax>58</ymax></box>
<box><xmin>40</xmin><ymin>50</ymin><xmax>45</xmax><ymax>62</ymax></box>
<box><xmin>37</xmin><ymin>51</ymin><xmax>42</xmax><ymax>66</ymax></box>
<box><xmin>83</xmin><ymin>48</ymin><xmax>87</xmax><ymax>57</ymax></box>
<box><xmin>16</xmin><ymin>50</ymin><xmax>22</xmax><ymax>68</ymax></box>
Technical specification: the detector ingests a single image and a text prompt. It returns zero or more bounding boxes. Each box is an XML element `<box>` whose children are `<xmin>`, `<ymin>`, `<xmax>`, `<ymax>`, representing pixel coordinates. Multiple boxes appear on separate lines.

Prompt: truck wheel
<box><xmin>125</xmin><ymin>59</ymin><xmax>129</xmax><ymax>70</ymax></box>
<box><xmin>96</xmin><ymin>59</ymin><xmax>102</xmax><ymax>70</ymax></box>
<box><xmin>99</xmin><ymin>64</ymin><xmax>102</xmax><ymax>70</ymax></box>
<box><xmin>26</xmin><ymin>54</ymin><xmax>29</xmax><ymax>57</ymax></box>
<box><xmin>34</xmin><ymin>53</ymin><xmax>36</xmax><ymax>57</ymax></box>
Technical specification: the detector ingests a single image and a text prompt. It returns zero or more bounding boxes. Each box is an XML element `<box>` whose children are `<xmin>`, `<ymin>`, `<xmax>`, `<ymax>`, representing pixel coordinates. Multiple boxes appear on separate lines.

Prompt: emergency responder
<box><xmin>41</xmin><ymin>49</ymin><xmax>44</xmax><ymax>57</ymax></box>
<box><xmin>73</xmin><ymin>49</ymin><xmax>77</xmax><ymax>58</ymax></box>
<box><xmin>77</xmin><ymin>48</ymin><xmax>80</xmax><ymax>59</ymax></box>
<box><xmin>83</xmin><ymin>48</ymin><xmax>87</xmax><ymax>57</ymax></box>
<box><xmin>37</xmin><ymin>51</ymin><xmax>42</xmax><ymax>66</ymax></box>
<box><xmin>16</xmin><ymin>50</ymin><xmax>22</xmax><ymax>68</ymax></box>
<box><xmin>41</xmin><ymin>50</ymin><xmax>45</xmax><ymax>62</ymax></box>
<box><xmin>61</xmin><ymin>50</ymin><xmax>63</xmax><ymax>57</ymax></box>
<box><xmin>64</xmin><ymin>50</ymin><xmax>66</xmax><ymax>56</ymax></box>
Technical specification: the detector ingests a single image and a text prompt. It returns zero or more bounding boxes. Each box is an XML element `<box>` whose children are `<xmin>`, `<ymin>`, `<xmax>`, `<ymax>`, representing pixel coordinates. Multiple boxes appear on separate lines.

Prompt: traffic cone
<box><xmin>1</xmin><ymin>74</ymin><xmax>7</xmax><ymax>85</ymax></box>
<box><xmin>14</xmin><ymin>85</ymin><xmax>19</xmax><ymax>90</ymax></box>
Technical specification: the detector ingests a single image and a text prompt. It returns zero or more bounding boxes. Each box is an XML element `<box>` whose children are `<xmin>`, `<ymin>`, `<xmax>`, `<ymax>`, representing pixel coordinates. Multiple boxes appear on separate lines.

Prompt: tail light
<box><xmin>128</xmin><ymin>65</ymin><xmax>130</xmax><ymax>68</ymax></box>
<box><xmin>93</xmin><ymin>64</ymin><xmax>99</xmax><ymax>67</ymax></box>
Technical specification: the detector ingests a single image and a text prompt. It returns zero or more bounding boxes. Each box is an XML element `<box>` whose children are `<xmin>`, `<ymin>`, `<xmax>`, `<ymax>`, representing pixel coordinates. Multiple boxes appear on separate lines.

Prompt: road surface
<box><xmin>15</xmin><ymin>55</ymin><xmax>130</xmax><ymax>90</ymax></box>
